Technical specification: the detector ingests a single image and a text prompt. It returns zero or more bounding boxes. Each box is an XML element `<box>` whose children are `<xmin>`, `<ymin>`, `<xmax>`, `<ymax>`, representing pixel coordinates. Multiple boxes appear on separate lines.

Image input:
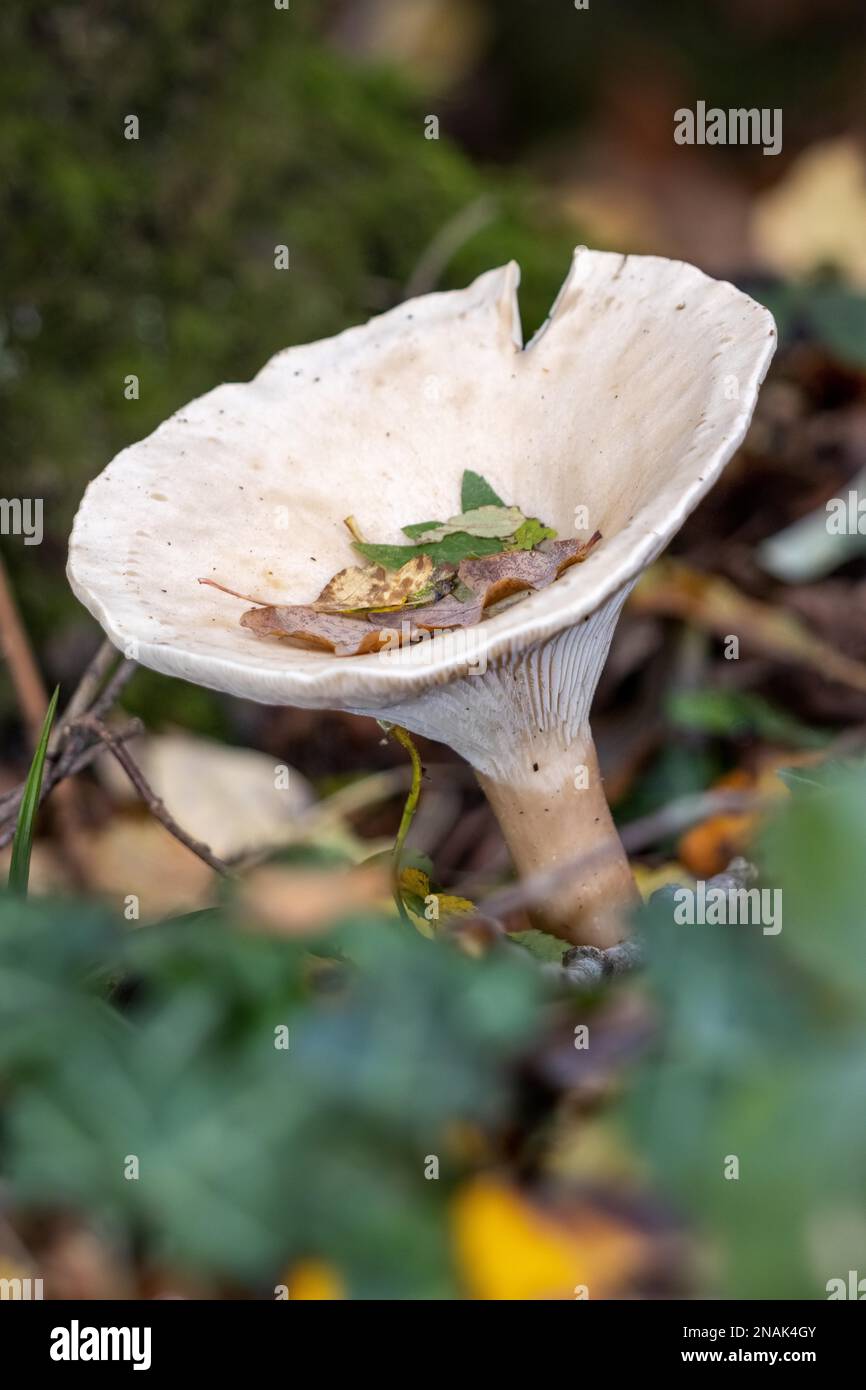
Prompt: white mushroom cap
<box><xmin>68</xmin><ymin>248</ymin><xmax>776</xmax><ymax>711</ymax></box>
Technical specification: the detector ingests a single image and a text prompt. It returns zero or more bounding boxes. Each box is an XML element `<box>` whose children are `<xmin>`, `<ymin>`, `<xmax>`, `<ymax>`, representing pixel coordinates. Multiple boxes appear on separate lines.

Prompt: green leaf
<box><xmin>8</xmin><ymin>686</ymin><xmax>59</xmax><ymax>896</ymax></box>
<box><xmin>508</xmin><ymin>928</ymin><xmax>569</xmax><ymax>963</ymax></box>
<box><xmin>414</xmin><ymin>505</ymin><xmax>525</xmax><ymax>543</ymax></box>
<box><xmin>621</xmin><ymin>763</ymin><xmax>866</xmax><ymax>1297</ymax></box>
<box><xmin>804</xmin><ymin>285</ymin><xmax>866</xmax><ymax>370</ymax></box>
<box><xmin>759</xmin><ymin>759</ymin><xmax>866</xmax><ymax>1004</ymax></box>
<box><xmin>354</xmin><ymin>533</ymin><xmax>507</xmax><ymax>570</ymax></box>
<box><xmin>509</xmin><ymin>517</ymin><xmax>557</xmax><ymax>550</ymax></box>
<box><xmin>0</xmin><ymin>894</ymin><xmax>124</xmax><ymax>1073</ymax></box>
<box><xmin>461</xmin><ymin>469</ymin><xmax>505</xmax><ymax>511</ymax></box>
<box><xmin>667</xmin><ymin>689</ymin><xmax>829</xmax><ymax>749</ymax></box>
<box><xmin>748</xmin><ymin>279</ymin><xmax>866</xmax><ymax>371</ymax></box>
<box><xmin>402</xmin><ymin>519</ymin><xmax>441</xmax><ymax>540</ymax></box>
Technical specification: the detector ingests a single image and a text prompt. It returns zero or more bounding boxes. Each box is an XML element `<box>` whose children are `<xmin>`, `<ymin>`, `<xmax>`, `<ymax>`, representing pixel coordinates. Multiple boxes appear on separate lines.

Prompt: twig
<box><xmin>0</xmin><ymin>722</ymin><xmax>143</xmax><ymax>848</ymax></box>
<box><xmin>89</xmin><ymin>656</ymin><xmax>137</xmax><ymax>721</ymax></box>
<box><xmin>0</xmin><ymin>632</ymin><xmax>226</xmax><ymax>877</ymax></box>
<box><xmin>49</xmin><ymin>639</ymin><xmax>118</xmax><ymax>746</ymax></box>
<box><xmin>78</xmin><ymin>715</ymin><xmax>231</xmax><ymax>877</ymax></box>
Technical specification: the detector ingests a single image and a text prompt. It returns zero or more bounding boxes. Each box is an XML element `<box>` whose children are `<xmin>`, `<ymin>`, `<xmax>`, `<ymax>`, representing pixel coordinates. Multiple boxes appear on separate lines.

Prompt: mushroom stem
<box><xmin>356</xmin><ymin>585</ymin><xmax>638</xmax><ymax>946</ymax></box>
<box><xmin>476</xmin><ymin>731</ymin><xmax>637</xmax><ymax>947</ymax></box>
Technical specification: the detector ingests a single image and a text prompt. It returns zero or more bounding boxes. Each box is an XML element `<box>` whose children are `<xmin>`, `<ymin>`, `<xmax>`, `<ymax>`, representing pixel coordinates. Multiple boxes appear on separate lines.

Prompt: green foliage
<box><xmin>0</xmin><ymin>893</ymin><xmax>124</xmax><ymax>1071</ymax></box>
<box><xmin>461</xmin><ymin>470</ymin><xmax>506</xmax><ymax>511</ymax></box>
<box><xmin>510</xmin><ymin>517</ymin><xmax>557</xmax><ymax>550</ymax></box>
<box><xmin>361</xmin><ymin>472</ymin><xmax>554</xmax><ymax>569</ymax></box>
<box><xmin>623</xmin><ymin>758</ymin><xmax>866</xmax><ymax>1298</ymax></box>
<box><xmin>508</xmin><ymin>928</ymin><xmax>570</xmax><ymax>964</ymax></box>
<box><xmin>8</xmin><ymin>686</ymin><xmax>59</xmax><ymax>894</ymax></box>
<box><xmin>2</xmin><ymin>758</ymin><xmax>865</xmax><ymax>1298</ymax></box>
<box><xmin>750</xmin><ymin>278</ymin><xmax>866</xmax><ymax>370</ymax></box>
<box><xmin>353</xmin><ymin>534</ymin><xmax>505</xmax><ymax>570</ymax></box>
<box><xmin>760</xmin><ymin>761</ymin><xmax>866</xmax><ymax>1003</ymax></box>
<box><xmin>667</xmin><ymin>688</ymin><xmax>829</xmax><ymax>749</ymax></box>
<box><xmin>412</xmin><ymin>506</ymin><xmax>525</xmax><ymax>543</ymax></box>
<box><xmin>0</xmin><ymin>899</ymin><xmax>548</xmax><ymax>1294</ymax></box>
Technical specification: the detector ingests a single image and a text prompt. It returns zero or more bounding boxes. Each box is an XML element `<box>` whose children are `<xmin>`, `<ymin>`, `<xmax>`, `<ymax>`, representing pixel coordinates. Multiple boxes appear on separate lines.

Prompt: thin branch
<box><xmin>0</xmin><ymin>722</ymin><xmax>143</xmax><ymax>848</ymax></box>
<box><xmin>79</xmin><ymin>716</ymin><xmax>231</xmax><ymax>877</ymax></box>
<box><xmin>49</xmin><ymin>639</ymin><xmax>119</xmax><ymax>748</ymax></box>
<box><xmin>0</xmin><ymin>630</ymin><xmax>227</xmax><ymax>878</ymax></box>
<box><xmin>89</xmin><ymin>656</ymin><xmax>137</xmax><ymax>721</ymax></box>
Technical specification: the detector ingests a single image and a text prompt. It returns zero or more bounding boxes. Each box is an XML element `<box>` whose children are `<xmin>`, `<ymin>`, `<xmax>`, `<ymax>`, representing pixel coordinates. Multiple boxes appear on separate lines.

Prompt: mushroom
<box><xmin>68</xmin><ymin>248</ymin><xmax>776</xmax><ymax>946</ymax></box>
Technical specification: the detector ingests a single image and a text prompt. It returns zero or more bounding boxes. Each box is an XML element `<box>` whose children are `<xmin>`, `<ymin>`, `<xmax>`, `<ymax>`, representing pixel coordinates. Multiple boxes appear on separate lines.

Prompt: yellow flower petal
<box><xmin>452</xmin><ymin>1177</ymin><xmax>643</xmax><ymax>1300</ymax></box>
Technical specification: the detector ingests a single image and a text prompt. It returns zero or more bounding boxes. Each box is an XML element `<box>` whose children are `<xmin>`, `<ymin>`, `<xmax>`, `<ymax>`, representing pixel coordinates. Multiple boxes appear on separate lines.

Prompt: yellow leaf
<box><xmin>286</xmin><ymin>1259</ymin><xmax>345</xmax><ymax>1300</ymax></box>
<box><xmin>632</xmin><ymin>862</ymin><xmax>692</xmax><ymax>900</ymax></box>
<box><xmin>399</xmin><ymin>866</ymin><xmax>430</xmax><ymax>899</ymax></box>
<box><xmin>452</xmin><ymin>1177</ymin><xmax>643</xmax><ymax>1300</ymax></box>
<box><xmin>436</xmin><ymin>893</ymin><xmax>476</xmax><ymax>918</ymax></box>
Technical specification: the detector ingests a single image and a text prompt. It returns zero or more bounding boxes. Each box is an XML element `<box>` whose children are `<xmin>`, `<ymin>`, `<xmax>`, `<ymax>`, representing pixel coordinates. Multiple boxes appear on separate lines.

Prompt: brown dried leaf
<box><xmin>546</xmin><ymin>532</ymin><xmax>602</xmax><ymax>573</ymax></box>
<box><xmin>238</xmin><ymin>860</ymin><xmax>390</xmax><ymax>936</ymax></box>
<box><xmin>241</xmin><ymin>605</ymin><xmax>405</xmax><ymax>656</ymax></box>
<box><xmin>313</xmin><ymin>555</ymin><xmax>434</xmax><ymax>613</ymax></box>
<box><xmin>459</xmin><ymin>532</ymin><xmax>601</xmax><ymax>608</ymax></box>
<box><xmin>230</xmin><ymin>531</ymin><xmax>601</xmax><ymax>657</ymax></box>
<box><xmin>412</xmin><ymin>596</ymin><xmax>484</xmax><ymax>629</ymax></box>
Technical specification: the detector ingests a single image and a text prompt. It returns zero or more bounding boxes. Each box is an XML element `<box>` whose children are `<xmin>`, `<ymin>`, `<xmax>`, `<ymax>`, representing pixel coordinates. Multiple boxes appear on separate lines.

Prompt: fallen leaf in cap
<box><xmin>353</xmin><ymin>532</ymin><xmax>507</xmax><ymax>571</ymax></box>
<box><xmin>372</xmin><ymin>592</ymin><xmax>483</xmax><ymax>630</ymax></box>
<box><xmin>541</xmin><ymin>533</ymin><xmax>602</xmax><ymax>572</ymax></box>
<box><xmin>412</xmin><ymin>505</ymin><xmax>526</xmax><ymax>543</ymax></box>
<box><xmin>313</xmin><ymin>554</ymin><xmax>435</xmax><ymax>613</ymax></box>
<box><xmin>510</xmin><ymin>517</ymin><xmax>558</xmax><ymax>550</ymax></box>
<box><xmin>241</xmin><ymin>605</ymin><xmax>405</xmax><ymax>656</ymax></box>
<box><xmin>240</xmin><ymin>535</ymin><xmax>602</xmax><ymax>653</ymax></box>
<box><xmin>459</xmin><ymin>532</ymin><xmax>601</xmax><ymax>608</ymax></box>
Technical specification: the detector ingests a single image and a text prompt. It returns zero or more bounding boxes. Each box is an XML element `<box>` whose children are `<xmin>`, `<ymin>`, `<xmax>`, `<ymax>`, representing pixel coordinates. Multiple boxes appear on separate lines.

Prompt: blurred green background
<box><xmin>1</xmin><ymin>0</ymin><xmax>866</xmax><ymax>1301</ymax></box>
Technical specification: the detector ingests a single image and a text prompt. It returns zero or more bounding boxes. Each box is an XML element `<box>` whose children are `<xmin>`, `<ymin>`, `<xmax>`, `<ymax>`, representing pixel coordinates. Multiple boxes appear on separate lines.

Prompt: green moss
<box><xmin>0</xmin><ymin>1</ymin><xmax>577</xmax><ymax>726</ymax></box>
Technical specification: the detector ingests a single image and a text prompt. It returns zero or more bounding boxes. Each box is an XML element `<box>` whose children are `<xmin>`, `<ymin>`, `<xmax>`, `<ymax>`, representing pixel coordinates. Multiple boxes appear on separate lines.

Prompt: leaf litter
<box><xmin>201</xmin><ymin>470</ymin><xmax>601</xmax><ymax>657</ymax></box>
